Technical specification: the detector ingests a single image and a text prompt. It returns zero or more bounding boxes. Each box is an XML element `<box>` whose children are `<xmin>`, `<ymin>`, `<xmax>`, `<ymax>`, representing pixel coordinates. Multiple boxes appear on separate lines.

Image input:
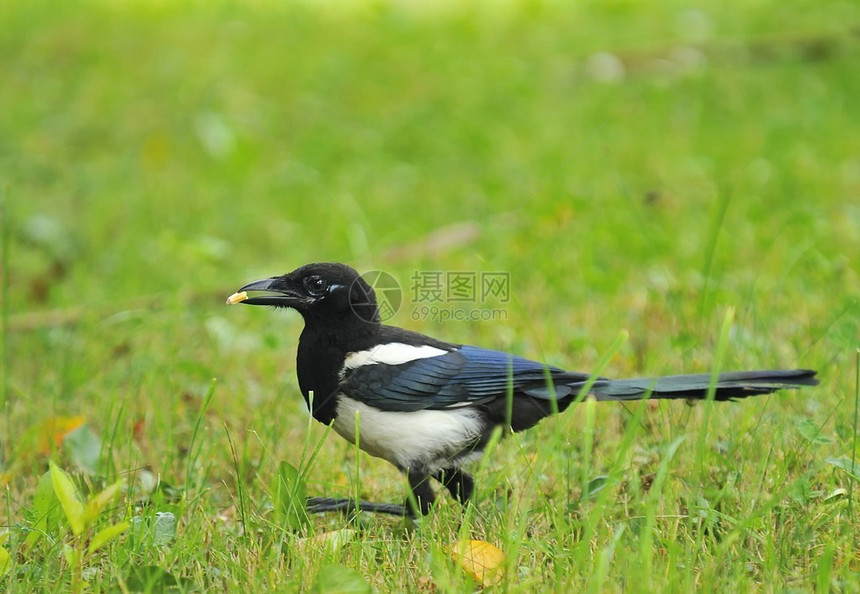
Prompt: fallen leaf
<box><xmin>132</xmin><ymin>418</ymin><xmax>146</xmax><ymax>443</ymax></box>
<box><xmin>64</xmin><ymin>425</ymin><xmax>102</xmax><ymax>475</ymax></box>
<box><xmin>36</xmin><ymin>416</ymin><xmax>86</xmax><ymax>454</ymax></box>
<box><xmin>449</xmin><ymin>540</ymin><xmax>505</xmax><ymax>587</ymax></box>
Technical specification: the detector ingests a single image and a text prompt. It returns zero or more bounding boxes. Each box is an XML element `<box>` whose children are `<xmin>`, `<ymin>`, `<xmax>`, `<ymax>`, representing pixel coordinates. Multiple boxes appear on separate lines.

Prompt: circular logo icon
<box><xmin>351</xmin><ymin>270</ymin><xmax>402</xmax><ymax>322</ymax></box>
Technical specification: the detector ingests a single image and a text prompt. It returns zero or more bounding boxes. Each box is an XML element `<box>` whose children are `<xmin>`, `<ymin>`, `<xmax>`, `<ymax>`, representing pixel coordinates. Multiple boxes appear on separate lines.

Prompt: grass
<box><xmin>1</xmin><ymin>0</ymin><xmax>859</xmax><ymax>590</ymax></box>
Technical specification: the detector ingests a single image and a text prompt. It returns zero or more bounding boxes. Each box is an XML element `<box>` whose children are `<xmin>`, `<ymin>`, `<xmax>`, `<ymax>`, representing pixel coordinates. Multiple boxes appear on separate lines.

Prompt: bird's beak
<box><xmin>226</xmin><ymin>277</ymin><xmax>305</xmax><ymax>307</ymax></box>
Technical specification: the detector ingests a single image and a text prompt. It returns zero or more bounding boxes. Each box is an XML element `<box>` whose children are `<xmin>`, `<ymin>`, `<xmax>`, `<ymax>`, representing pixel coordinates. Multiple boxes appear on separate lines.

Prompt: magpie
<box><xmin>228</xmin><ymin>262</ymin><xmax>818</xmax><ymax>517</ymax></box>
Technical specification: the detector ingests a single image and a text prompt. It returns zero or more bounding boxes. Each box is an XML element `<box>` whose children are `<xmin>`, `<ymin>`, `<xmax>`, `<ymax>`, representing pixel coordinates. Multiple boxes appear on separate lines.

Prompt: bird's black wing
<box><xmin>340</xmin><ymin>345</ymin><xmax>591</xmax><ymax>412</ymax></box>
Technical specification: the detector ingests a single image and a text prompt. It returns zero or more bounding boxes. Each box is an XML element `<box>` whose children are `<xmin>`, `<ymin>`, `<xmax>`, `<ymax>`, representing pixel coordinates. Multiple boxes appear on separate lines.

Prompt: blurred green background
<box><xmin>1</xmin><ymin>0</ymin><xmax>858</xmax><ymax>589</ymax></box>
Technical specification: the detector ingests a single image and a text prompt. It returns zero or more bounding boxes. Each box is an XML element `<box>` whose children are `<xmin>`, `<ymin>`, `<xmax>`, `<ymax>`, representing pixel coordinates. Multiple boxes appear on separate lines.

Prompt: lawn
<box><xmin>1</xmin><ymin>0</ymin><xmax>858</xmax><ymax>590</ymax></box>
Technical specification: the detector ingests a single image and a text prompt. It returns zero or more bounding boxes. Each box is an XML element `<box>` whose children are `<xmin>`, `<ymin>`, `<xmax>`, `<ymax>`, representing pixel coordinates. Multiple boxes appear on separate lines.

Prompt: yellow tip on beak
<box><xmin>226</xmin><ymin>291</ymin><xmax>248</xmax><ymax>305</ymax></box>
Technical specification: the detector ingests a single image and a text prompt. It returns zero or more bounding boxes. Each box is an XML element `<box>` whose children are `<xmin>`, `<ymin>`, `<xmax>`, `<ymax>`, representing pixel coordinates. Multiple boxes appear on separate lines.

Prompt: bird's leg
<box><xmin>406</xmin><ymin>472</ymin><xmax>436</xmax><ymax>516</ymax></box>
<box><xmin>306</xmin><ymin>497</ymin><xmax>407</xmax><ymax>517</ymax></box>
<box><xmin>433</xmin><ymin>468</ymin><xmax>475</xmax><ymax>504</ymax></box>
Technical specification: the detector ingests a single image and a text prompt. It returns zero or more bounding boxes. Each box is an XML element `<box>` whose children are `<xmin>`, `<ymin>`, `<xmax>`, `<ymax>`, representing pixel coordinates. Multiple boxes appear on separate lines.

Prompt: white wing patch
<box><xmin>343</xmin><ymin>343</ymin><xmax>449</xmax><ymax>369</ymax></box>
<box><xmin>332</xmin><ymin>396</ymin><xmax>484</xmax><ymax>472</ymax></box>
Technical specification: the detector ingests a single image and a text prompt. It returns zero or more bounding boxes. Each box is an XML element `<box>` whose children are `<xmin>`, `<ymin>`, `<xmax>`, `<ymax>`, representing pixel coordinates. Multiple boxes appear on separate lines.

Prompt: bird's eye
<box><xmin>304</xmin><ymin>275</ymin><xmax>328</xmax><ymax>295</ymax></box>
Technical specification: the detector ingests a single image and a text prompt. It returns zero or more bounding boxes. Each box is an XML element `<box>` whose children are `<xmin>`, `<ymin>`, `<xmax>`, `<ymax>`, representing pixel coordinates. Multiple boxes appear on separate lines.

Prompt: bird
<box><xmin>227</xmin><ymin>262</ymin><xmax>818</xmax><ymax>517</ymax></box>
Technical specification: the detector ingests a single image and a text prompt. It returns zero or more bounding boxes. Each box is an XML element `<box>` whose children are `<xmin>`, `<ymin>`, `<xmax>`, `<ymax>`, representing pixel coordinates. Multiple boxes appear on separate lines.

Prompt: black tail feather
<box><xmin>590</xmin><ymin>369</ymin><xmax>818</xmax><ymax>401</ymax></box>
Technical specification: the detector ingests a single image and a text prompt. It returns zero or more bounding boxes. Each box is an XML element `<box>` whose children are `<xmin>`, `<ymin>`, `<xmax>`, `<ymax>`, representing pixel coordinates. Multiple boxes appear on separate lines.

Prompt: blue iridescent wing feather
<box><xmin>341</xmin><ymin>345</ymin><xmax>590</xmax><ymax>411</ymax></box>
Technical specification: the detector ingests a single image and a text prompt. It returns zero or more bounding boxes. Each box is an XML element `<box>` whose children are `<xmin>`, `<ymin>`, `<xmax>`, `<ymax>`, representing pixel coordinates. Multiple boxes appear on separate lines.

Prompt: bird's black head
<box><xmin>228</xmin><ymin>263</ymin><xmax>380</xmax><ymax>325</ymax></box>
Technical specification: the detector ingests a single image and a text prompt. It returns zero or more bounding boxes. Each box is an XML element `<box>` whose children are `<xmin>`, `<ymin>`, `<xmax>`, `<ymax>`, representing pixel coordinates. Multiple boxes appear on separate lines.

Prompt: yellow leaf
<box><xmin>449</xmin><ymin>539</ymin><xmax>505</xmax><ymax>587</ymax></box>
<box><xmin>37</xmin><ymin>417</ymin><xmax>86</xmax><ymax>455</ymax></box>
<box><xmin>87</xmin><ymin>521</ymin><xmax>130</xmax><ymax>555</ymax></box>
<box><xmin>85</xmin><ymin>478</ymin><xmax>126</xmax><ymax>524</ymax></box>
<box><xmin>49</xmin><ymin>461</ymin><xmax>86</xmax><ymax>536</ymax></box>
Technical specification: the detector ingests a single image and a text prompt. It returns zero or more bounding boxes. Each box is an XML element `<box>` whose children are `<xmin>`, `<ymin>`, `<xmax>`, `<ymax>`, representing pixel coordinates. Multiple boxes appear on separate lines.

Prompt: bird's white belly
<box><xmin>331</xmin><ymin>395</ymin><xmax>484</xmax><ymax>472</ymax></box>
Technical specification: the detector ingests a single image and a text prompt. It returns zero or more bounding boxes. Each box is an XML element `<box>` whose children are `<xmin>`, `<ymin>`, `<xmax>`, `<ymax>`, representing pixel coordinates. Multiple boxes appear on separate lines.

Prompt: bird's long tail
<box><xmin>590</xmin><ymin>369</ymin><xmax>818</xmax><ymax>401</ymax></box>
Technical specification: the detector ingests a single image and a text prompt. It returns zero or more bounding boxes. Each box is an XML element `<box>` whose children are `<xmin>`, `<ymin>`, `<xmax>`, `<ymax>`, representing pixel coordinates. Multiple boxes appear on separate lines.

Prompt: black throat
<box><xmin>295</xmin><ymin>315</ymin><xmax>382</xmax><ymax>424</ymax></box>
